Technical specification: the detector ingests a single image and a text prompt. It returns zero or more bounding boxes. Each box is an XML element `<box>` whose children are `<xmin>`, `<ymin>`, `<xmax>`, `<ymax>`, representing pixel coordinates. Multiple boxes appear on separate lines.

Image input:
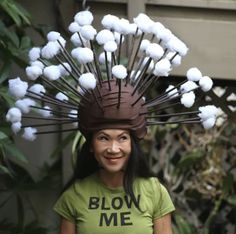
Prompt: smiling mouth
<box><xmin>104</xmin><ymin>156</ymin><xmax>124</xmax><ymax>160</ymax></box>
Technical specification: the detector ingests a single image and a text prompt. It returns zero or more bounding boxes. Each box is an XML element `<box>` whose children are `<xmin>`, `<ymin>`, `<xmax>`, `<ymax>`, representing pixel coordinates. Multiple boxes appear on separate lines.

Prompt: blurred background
<box><xmin>0</xmin><ymin>0</ymin><xmax>235</xmax><ymax>233</ymax></box>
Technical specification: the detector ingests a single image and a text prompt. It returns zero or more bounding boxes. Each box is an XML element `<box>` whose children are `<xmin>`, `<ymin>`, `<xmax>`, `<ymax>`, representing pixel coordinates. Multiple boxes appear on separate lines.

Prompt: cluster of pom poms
<box><xmin>6</xmin><ymin>10</ymin><xmax>218</xmax><ymax>141</ymax></box>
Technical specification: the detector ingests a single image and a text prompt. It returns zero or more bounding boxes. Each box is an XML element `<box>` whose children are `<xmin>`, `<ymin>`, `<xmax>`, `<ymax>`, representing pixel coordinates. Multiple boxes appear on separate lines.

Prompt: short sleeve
<box><xmin>152</xmin><ymin>178</ymin><xmax>175</xmax><ymax>219</ymax></box>
<box><xmin>53</xmin><ymin>186</ymin><xmax>77</xmax><ymax>223</ymax></box>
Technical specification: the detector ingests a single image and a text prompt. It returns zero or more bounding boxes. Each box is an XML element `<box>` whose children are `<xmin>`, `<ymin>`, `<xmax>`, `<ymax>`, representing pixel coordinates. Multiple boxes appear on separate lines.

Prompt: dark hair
<box><xmin>64</xmin><ymin>132</ymin><xmax>153</xmax><ymax>210</ymax></box>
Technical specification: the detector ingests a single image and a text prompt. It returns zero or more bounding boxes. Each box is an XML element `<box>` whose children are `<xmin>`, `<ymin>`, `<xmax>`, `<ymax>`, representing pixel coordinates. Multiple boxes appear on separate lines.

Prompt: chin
<box><xmin>103</xmin><ymin>166</ymin><xmax>125</xmax><ymax>174</ymax></box>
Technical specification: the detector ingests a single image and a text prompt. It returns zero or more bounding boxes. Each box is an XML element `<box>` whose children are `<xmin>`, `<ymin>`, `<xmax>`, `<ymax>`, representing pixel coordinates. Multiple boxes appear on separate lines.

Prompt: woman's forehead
<box><xmin>94</xmin><ymin>129</ymin><xmax>130</xmax><ymax>136</ymax></box>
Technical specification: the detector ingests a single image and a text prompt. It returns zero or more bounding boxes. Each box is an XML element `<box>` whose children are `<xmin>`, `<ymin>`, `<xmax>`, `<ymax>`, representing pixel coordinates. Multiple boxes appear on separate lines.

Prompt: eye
<box><xmin>119</xmin><ymin>134</ymin><xmax>130</xmax><ymax>141</ymax></box>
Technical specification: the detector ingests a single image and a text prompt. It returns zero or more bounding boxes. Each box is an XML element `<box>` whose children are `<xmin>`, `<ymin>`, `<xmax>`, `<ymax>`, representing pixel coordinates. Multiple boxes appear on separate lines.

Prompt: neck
<box><xmin>98</xmin><ymin>170</ymin><xmax>124</xmax><ymax>188</ymax></box>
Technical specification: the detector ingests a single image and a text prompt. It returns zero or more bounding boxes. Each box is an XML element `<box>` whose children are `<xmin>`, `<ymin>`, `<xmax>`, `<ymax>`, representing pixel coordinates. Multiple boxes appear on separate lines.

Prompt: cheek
<box><xmin>91</xmin><ymin>142</ymin><xmax>104</xmax><ymax>159</ymax></box>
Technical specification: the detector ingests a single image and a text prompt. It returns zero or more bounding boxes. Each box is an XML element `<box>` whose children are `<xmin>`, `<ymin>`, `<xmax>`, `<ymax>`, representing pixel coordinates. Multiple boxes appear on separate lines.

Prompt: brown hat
<box><xmin>5</xmin><ymin>10</ymin><xmax>217</xmax><ymax>141</ymax></box>
<box><xmin>79</xmin><ymin>80</ymin><xmax>147</xmax><ymax>139</ymax></box>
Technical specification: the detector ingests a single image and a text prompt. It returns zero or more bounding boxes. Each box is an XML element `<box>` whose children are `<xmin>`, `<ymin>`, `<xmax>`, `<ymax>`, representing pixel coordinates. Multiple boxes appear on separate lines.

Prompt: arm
<box><xmin>60</xmin><ymin>218</ymin><xmax>76</xmax><ymax>234</ymax></box>
<box><xmin>153</xmin><ymin>213</ymin><xmax>173</xmax><ymax>234</ymax></box>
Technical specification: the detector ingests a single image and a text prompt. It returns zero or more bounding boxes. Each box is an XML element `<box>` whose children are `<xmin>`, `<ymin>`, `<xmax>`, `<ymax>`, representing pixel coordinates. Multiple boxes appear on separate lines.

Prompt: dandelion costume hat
<box><xmin>6</xmin><ymin>10</ymin><xmax>218</xmax><ymax>141</ymax></box>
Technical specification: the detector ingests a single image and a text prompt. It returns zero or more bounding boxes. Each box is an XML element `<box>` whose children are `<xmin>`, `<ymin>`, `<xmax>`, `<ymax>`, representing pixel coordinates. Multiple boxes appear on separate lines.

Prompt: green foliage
<box><xmin>0</xmin><ymin>1</ymin><xmax>58</xmax><ymax>234</ymax></box>
<box><xmin>0</xmin><ymin>219</ymin><xmax>48</xmax><ymax>234</ymax></box>
<box><xmin>173</xmin><ymin>214</ymin><xmax>195</xmax><ymax>234</ymax></box>
<box><xmin>0</xmin><ymin>160</ymin><xmax>61</xmax><ymax>234</ymax></box>
<box><xmin>0</xmin><ymin>0</ymin><xmax>31</xmax><ymax>26</ymax></box>
<box><xmin>143</xmin><ymin>121</ymin><xmax>236</xmax><ymax>233</ymax></box>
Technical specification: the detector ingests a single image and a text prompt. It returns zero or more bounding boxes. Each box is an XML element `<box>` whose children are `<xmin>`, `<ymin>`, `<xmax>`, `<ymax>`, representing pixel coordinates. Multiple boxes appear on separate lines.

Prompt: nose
<box><xmin>108</xmin><ymin>141</ymin><xmax>120</xmax><ymax>153</ymax></box>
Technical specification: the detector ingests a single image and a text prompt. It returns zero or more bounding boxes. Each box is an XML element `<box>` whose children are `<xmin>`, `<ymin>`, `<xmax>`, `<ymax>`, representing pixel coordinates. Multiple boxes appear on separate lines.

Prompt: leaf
<box><xmin>0</xmin><ymin>21</ymin><xmax>20</xmax><ymax>47</ymax></box>
<box><xmin>0</xmin><ymin>87</ymin><xmax>15</xmax><ymax>106</ymax></box>
<box><xmin>0</xmin><ymin>164</ymin><xmax>13</xmax><ymax>176</ymax></box>
<box><xmin>226</xmin><ymin>195</ymin><xmax>236</xmax><ymax>206</ymax></box>
<box><xmin>12</xmin><ymin>1</ymin><xmax>31</xmax><ymax>25</ymax></box>
<box><xmin>72</xmin><ymin>131</ymin><xmax>85</xmax><ymax>167</ymax></box>
<box><xmin>176</xmin><ymin>149</ymin><xmax>205</xmax><ymax>171</ymax></box>
<box><xmin>0</xmin><ymin>131</ymin><xmax>8</xmax><ymax>140</ymax></box>
<box><xmin>0</xmin><ymin>60</ymin><xmax>11</xmax><ymax>84</ymax></box>
<box><xmin>3</xmin><ymin>142</ymin><xmax>28</xmax><ymax>163</ymax></box>
<box><xmin>173</xmin><ymin>225</ymin><xmax>180</xmax><ymax>234</ymax></box>
<box><xmin>0</xmin><ymin>0</ymin><xmax>31</xmax><ymax>26</ymax></box>
<box><xmin>20</xmin><ymin>35</ymin><xmax>32</xmax><ymax>51</ymax></box>
<box><xmin>222</xmin><ymin>173</ymin><xmax>234</xmax><ymax>194</ymax></box>
<box><xmin>174</xmin><ymin>214</ymin><xmax>194</xmax><ymax>234</ymax></box>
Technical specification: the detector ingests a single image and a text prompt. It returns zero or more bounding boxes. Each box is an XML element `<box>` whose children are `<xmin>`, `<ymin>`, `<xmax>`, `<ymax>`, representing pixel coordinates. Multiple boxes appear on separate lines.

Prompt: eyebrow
<box><xmin>97</xmin><ymin>131</ymin><xmax>129</xmax><ymax>137</ymax></box>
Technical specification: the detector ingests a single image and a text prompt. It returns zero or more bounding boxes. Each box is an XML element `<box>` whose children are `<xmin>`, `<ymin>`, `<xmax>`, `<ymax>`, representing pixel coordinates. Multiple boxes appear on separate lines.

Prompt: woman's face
<box><xmin>91</xmin><ymin>129</ymin><xmax>131</xmax><ymax>174</ymax></box>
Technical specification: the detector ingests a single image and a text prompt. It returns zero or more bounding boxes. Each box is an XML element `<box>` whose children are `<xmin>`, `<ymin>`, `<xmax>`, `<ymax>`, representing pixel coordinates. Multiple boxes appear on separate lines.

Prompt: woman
<box><xmin>54</xmin><ymin>129</ymin><xmax>175</xmax><ymax>234</ymax></box>
<box><xmin>5</xmin><ymin>8</ymin><xmax>216</xmax><ymax>234</ymax></box>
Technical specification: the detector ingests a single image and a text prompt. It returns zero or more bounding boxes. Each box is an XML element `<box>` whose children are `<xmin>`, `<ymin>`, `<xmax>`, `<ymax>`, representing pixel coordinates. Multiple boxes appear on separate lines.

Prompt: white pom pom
<box><xmin>180</xmin><ymin>81</ymin><xmax>198</xmax><ymax>93</ymax></box>
<box><xmin>151</xmin><ymin>22</ymin><xmax>165</xmax><ymax>37</ymax></box>
<box><xmin>166</xmin><ymin>85</ymin><xmax>179</xmax><ymax>98</ymax></box>
<box><xmin>71</xmin><ymin>47</ymin><xmax>94</xmax><ymax>64</ymax></box>
<box><xmin>199</xmin><ymin>76</ymin><xmax>213</xmax><ymax>92</ymax></box>
<box><xmin>41</xmin><ymin>41</ymin><xmax>60</xmax><ymax>59</ymax></box>
<box><xmin>153</xmin><ymin>58</ymin><xmax>171</xmax><ymax>77</ymax></box>
<box><xmin>58</xmin><ymin>63</ymin><xmax>72</xmax><ymax>76</ymax></box>
<box><xmin>43</xmin><ymin>65</ymin><xmax>61</xmax><ymax>81</ymax></box>
<box><xmin>165</xmin><ymin>36</ymin><xmax>188</xmax><ymax>56</ymax></box>
<box><xmin>140</xmin><ymin>39</ymin><xmax>150</xmax><ymax>52</ymax></box>
<box><xmin>181</xmin><ymin>91</ymin><xmax>195</xmax><ymax>108</ymax></box>
<box><xmin>28</xmin><ymin>47</ymin><xmax>41</xmax><ymax>61</ymax></box>
<box><xmin>127</xmin><ymin>23</ymin><xmax>139</xmax><ymax>35</ymax></box>
<box><xmin>146</xmin><ymin>43</ymin><xmax>164</xmax><ymax>60</ymax></box>
<box><xmin>47</xmin><ymin>31</ymin><xmax>60</xmax><ymax>41</ymax></box>
<box><xmin>99</xmin><ymin>52</ymin><xmax>112</xmax><ymax>64</ymax></box>
<box><xmin>96</xmin><ymin>29</ymin><xmax>115</xmax><ymax>45</ymax></box>
<box><xmin>198</xmin><ymin>105</ymin><xmax>218</xmax><ymax>120</ymax></box>
<box><xmin>28</xmin><ymin>84</ymin><xmax>46</xmax><ymax>98</ymax></box>
<box><xmin>74</xmin><ymin>10</ymin><xmax>94</xmax><ymax>26</ymax></box>
<box><xmin>70</xmin><ymin>33</ymin><xmax>87</xmax><ymax>46</ymax></box>
<box><xmin>68</xmin><ymin>109</ymin><xmax>78</xmax><ymax>118</ymax></box>
<box><xmin>37</xmin><ymin>106</ymin><xmax>52</xmax><ymax>118</ymax></box>
<box><xmin>104</xmin><ymin>41</ymin><xmax>117</xmax><ymax>52</ymax></box>
<box><xmin>112</xmin><ymin>65</ymin><xmax>127</xmax><ymax>79</ymax></box>
<box><xmin>11</xmin><ymin>122</ymin><xmax>22</xmax><ymax>134</ymax></box>
<box><xmin>22</xmin><ymin>127</ymin><xmax>37</xmax><ymax>141</ymax></box>
<box><xmin>79</xmin><ymin>73</ymin><xmax>97</xmax><ymax>90</ymax></box>
<box><xmin>68</xmin><ymin>109</ymin><xmax>78</xmax><ymax>127</ymax></box>
<box><xmin>202</xmin><ymin>117</ymin><xmax>216</xmax><ymax>129</ymax></box>
<box><xmin>55</xmin><ymin>92</ymin><xmax>69</xmax><ymax>101</ymax></box>
<box><xmin>113</xmin><ymin>18</ymin><xmax>130</xmax><ymax>35</ymax></box>
<box><xmin>101</xmin><ymin>14</ymin><xmax>120</xmax><ymax>30</ymax></box>
<box><xmin>157</xmin><ymin>28</ymin><xmax>173</xmax><ymax>43</ymax></box>
<box><xmin>8</xmin><ymin>77</ymin><xmax>28</xmax><ymax>99</ymax></box>
<box><xmin>80</xmin><ymin>25</ymin><xmax>97</xmax><ymax>40</ymax></box>
<box><xmin>186</xmin><ymin>67</ymin><xmax>202</xmax><ymax>81</ymax></box>
<box><xmin>133</xmin><ymin>13</ymin><xmax>154</xmax><ymax>33</ymax></box>
<box><xmin>25</xmin><ymin>65</ymin><xmax>42</xmax><ymax>80</ymax></box>
<box><xmin>68</xmin><ymin>21</ymin><xmax>81</xmax><ymax>33</ymax></box>
<box><xmin>6</xmin><ymin>107</ymin><xmax>22</xmax><ymax>123</ymax></box>
<box><xmin>30</xmin><ymin>61</ymin><xmax>45</xmax><ymax>70</ymax></box>
<box><xmin>166</xmin><ymin>52</ymin><xmax>182</xmax><ymax>67</ymax></box>
<box><xmin>15</xmin><ymin>98</ymin><xmax>35</xmax><ymax>114</ymax></box>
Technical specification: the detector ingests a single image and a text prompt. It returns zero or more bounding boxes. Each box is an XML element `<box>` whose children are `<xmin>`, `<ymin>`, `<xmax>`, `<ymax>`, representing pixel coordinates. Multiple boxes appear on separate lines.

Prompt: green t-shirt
<box><xmin>54</xmin><ymin>173</ymin><xmax>175</xmax><ymax>234</ymax></box>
